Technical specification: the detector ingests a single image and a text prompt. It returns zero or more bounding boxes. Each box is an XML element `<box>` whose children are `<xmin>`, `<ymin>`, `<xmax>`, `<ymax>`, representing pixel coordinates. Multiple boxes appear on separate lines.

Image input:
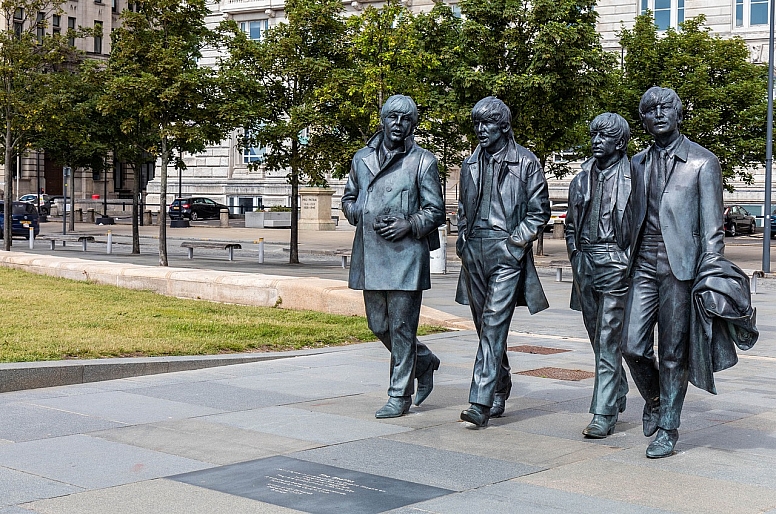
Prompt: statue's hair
<box><xmin>638</xmin><ymin>87</ymin><xmax>683</xmax><ymax>122</ymax></box>
<box><xmin>381</xmin><ymin>95</ymin><xmax>418</xmax><ymax>126</ymax></box>
<box><xmin>471</xmin><ymin>97</ymin><xmax>514</xmax><ymax>139</ymax></box>
<box><xmin>590</xmin><ymin>112</ymin><xmax>631</xmax><ymax>151</ymax></box>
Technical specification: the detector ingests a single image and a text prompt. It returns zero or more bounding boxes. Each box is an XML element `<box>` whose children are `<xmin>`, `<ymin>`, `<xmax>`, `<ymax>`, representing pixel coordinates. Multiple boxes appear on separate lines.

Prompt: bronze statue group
<box><xmin>343</xmin><ymin>90</ymin><xmax>758</xmax><ymax>460</ymax></box>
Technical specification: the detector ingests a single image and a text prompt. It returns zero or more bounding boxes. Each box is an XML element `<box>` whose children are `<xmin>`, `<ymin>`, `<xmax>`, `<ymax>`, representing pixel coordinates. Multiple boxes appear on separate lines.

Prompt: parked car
<box><xmin>168</xmin><ymin>197</ymin><xmax>229</xmax><ymax>221</ymax></box>
<box><xmin>18</xmin><ymin>193</ymin><xmax>54</xmax><ymax>215</ymax></box>
<box><xmin>0</xmin><ymin>202</ymin><xmax>40</xmax><ymax>239</ymax></box>
<box><xmin>724</xmin><ymin>205</ymin><xmax>756</xmax><ymax>236</ymax></box>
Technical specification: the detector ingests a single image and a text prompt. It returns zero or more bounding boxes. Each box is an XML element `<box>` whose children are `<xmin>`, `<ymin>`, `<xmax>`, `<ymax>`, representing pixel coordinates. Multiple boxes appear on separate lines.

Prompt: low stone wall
<box><xmin>0</xmin><ymin>252</ymin><xmax>473</xmax><ymax>330</ymax></box>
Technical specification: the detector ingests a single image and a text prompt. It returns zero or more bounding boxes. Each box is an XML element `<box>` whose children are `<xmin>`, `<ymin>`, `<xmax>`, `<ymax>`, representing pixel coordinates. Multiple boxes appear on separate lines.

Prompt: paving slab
<box><xmin>0</xmin><ymin>402</ymin><xmax>124</xmax><ymax>442</ymax></box>
<box><xmin>0</xmin><ymin>435</ymin><xmax>211</xmax><ymax>490</ymax></box>
<box><xmin>26</xmin><ymin>390</ymin><xmax>223</xmax><ymax>424</ymax></box>
<box><xmin>91</xmin><ymin>419</ymin><xmax>323</xmax><ymax>465</ymax></box>
<box><xmin>384</xmin><ymin>480</ymin><xmax>675</xmax><ymax>514</ymax></box>
<box><xmin>292</xmin><ymin>438</ymin><xmax>541</xmax><ymax>491</ymax></box>
<box><xmin>0</xmin><ymin>466</ymin><xmax>81</xmax><ymax>507</ymax></box>
<box><xmin>205</xmin><ymin>405</ymin><xmax>412</xmax><ymax>444</ymax></box>
<box><xmin>23</xmin><ymin>479</ymin><xmax>304</xmax><ymax>514</ymax></box>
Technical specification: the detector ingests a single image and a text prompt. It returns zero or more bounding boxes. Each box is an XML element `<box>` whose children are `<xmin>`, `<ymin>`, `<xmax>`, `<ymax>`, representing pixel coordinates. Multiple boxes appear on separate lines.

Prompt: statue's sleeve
<box><xmin>508</xmin><ymin>158</ymin><xmax>550</xmax><ymax>251</ymax></box>
<box><xmin>699</xmin><ymin>153</ymin><xmax>725</xmax><ymax>256</ymax></box>
<box><xmin>565</xmin><ymin>178</ymin><xmax>579</xmax><ymax>260</ymax></box>
<box><xmin>341</xmin><ymin>159</ymin><xmax>361</xmax><ymax>227</ymax></box>
<box><xmin>409</xmin><ymin>153</ymin><xmax>445</xmax><ymax>239</ymax></box>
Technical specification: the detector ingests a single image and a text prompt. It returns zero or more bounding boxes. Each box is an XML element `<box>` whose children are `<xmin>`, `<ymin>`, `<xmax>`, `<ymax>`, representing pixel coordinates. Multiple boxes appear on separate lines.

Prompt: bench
<box><xmin>283</xmin><ymin>247</ymin><xmax>352</xmax><ymax>268</ymax></box>
<box><xmin>181</xmin><ymin>241</ymin><xmax>242</xmax><ymax>261</ymax></box>
<box><xmin>36</xmin><ymin>235</ymin><xmax>96</xmax><ymax>251</ymax></box>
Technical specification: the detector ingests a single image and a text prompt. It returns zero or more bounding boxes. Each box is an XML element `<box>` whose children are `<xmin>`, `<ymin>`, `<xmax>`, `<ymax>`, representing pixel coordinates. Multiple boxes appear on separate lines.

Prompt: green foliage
<box><xmin>615</xmin><ymin>13</ymin><xmax>767</xmax><ymax>189</ymax></box>
<box><xmin>456</xmin><ymin>0</ymin><xmax>614</xmax><ymax>177</ymax></box>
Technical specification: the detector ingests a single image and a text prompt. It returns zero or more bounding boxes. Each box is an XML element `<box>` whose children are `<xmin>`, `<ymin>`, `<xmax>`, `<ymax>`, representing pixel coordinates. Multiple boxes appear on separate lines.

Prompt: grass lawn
<box><xmin>0</xmin><ymin>267</ymin><xmax>444</xmax><ymax>362</ymax></box>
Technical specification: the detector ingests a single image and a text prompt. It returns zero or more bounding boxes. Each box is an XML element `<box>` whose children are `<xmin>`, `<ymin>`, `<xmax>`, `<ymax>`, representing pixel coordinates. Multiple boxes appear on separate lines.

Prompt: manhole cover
<box><xmin>508</xmin><ymin>345</ymin><xmax>570</xmax><ymax>355</ymax></box>
<box><xmin>516</xmin><ymin>367</ymin><xmax>595</xmax><ymax>381</ymax></box>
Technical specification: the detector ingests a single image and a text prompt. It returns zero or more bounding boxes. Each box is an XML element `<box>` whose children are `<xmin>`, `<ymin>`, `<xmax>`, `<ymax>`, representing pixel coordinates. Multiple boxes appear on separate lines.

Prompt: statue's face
<box><xmin>382</xmin><ymin>111</ymin><xmax>414</xmax><ymax>150</ymax></box>
<box><xmin>474</xmin><ymin>119</ymin><xmax>509</xmax><ymax>154</ymax></box>
<box><xmin>642</xmin><ymin>101</ymin><xmax>681</xmax><ymax>138</ymax></box>
<box><xmin>590</xmin><ymin>130</ymin><xmax>622</xmax><ymax>162</ymax></box>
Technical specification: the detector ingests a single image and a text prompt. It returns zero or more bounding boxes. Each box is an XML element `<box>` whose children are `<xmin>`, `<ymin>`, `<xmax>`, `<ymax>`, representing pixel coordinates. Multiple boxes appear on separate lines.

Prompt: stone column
<box><xmin>298</xmin><ymin>187</ymin><xmax>336</xmax><ymax>231</ymax></box>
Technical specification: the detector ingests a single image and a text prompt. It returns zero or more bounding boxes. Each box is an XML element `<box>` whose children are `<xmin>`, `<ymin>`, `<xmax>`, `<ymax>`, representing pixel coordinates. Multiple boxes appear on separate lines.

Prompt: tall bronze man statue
<box><xmin>623</xmin><ymin>87</ymin><xmax>724</xmax><ymax>458</ymax></box>
<box><xmin>342</xmin><ymin>94</ymin><xmax>445</xmax><ymax>419</ymax></box>
<box><xmin>456</xmin><ymin>96</ymin><xmax>550</xmax><ymax>427</ymax></box>
<box><xmin>565</xmin><ymin>113</ymin><xmax>631</xmax><ymax>439</ymax></box>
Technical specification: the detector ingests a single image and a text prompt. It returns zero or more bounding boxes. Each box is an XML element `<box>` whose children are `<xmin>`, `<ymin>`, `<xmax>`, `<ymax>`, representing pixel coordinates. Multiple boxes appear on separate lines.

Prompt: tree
<box><xmin>100</xmin><ymin>0</ymin><xmax>232</xmax><ymax>265</ymax></box>
<box><xmin>455</xmin><ymin>0</ymin><xmax>615</xmax><ymax>254</ymax></box>
<box><xmin>615</xmin><ymin>13</ymin><xmax>767</xmax><ymax>189</ymax></box>
<box><xmin>0</xmin><ymin>0</ymin><xmax>79</xmax><ymax>249</ymax></box>
<box><xmin>223</xmin><ymin>0</ymin><xmax>349</xmax><ymax>264</ymax></box>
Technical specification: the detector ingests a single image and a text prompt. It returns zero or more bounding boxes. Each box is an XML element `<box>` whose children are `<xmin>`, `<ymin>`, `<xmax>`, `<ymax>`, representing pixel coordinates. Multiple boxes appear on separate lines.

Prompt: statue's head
<box><xmin>471</xmin><ymin>96</ymin><xmax>514</xmax><ymax>154</ymax></box>
<box><xmin>639</xmin><ymin>87</ymin><xmax>683</xmax><ymax>138</ymax></box>
<box><xmin>589</xmin><ymin>112</ymin><xmax>630</xmax><ymax>166</ymax></box>
<box><xmin>380</xmin><ymin>95</ymin><xmax>418</xmax><ymax>149</ymax></box>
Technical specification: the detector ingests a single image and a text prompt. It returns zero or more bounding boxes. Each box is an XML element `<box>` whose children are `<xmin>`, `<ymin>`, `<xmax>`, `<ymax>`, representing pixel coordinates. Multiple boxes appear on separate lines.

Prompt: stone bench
<box><xmin>36</xmin><ymin>235</ymin><xmax>96</xmax><ymax>252</ymax></box>
<box><xmin>180</xmin><ymin>241</ymin><xmax>242</xmax><ymax>261</ymax></box>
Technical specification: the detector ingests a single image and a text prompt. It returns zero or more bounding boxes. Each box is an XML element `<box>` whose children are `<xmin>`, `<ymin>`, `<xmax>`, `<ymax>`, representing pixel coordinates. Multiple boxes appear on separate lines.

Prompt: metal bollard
<box><xmin>258</xmin><ymin>237</ymin><xmax>264</xmax><ymax>263</ymax></box>
<box><xmin>556</xmin><ymin>267</ymin><xmax>563</xmax><ymax>282</ymax></box>
<box><xmin>751</xmin><ymin>273</ymin><xmax>758</xmax><ymax>295</ymax></box>
<box><xmin>107</xmin><ymin>230</ymin><xmax>113</xmax><ymax>254</ymax></box>
<box><xmin>28</xmin><ymin>226</ymin><xmax>34</xmax><ymax>249</ymax></box>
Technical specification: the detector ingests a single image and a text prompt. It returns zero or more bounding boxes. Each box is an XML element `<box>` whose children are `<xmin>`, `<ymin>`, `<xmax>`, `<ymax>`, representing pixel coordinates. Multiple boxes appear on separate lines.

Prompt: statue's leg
<box><xmin>384</xmin><ymin>290</ymin><xmax>422</xmax><ymax>398</ymax></box>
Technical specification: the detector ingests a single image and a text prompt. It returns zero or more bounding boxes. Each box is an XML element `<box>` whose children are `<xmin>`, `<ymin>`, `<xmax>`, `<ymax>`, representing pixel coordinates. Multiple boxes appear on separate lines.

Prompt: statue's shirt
<box><xmin>581</xmin><ymin>160</ymin><xmax>618</xmax><ymax>244</ymax></box>
<box><xmin>645</xmin><ymin>135</ymin><xmax>684</xmax><ymax>236</ymax></box>
<box><xmin>472</xmin><ymin>144</ymin><xmax>510</xmax><ymax>235</ymax></box>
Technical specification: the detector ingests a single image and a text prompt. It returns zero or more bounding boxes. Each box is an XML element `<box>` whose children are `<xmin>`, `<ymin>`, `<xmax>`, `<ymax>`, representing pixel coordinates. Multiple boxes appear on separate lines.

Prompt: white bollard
<box><xmin>430</xmin><ymin>225</ymin><xmax>447</xmax><ymax>274</ymax></box>
<box><xmin>107</xmin><ymin>230</ymin><xmax>113</xmax><ymax>254</ymax></box>
<box><xmin>258</xmin><ymin>237</ymin><xmax>264</xmax><ymax>263</ymax></box>
<box><xmin>28</xmin><ymin>226</ymin><xmax>34</xmax><ymax>249</ymax></box>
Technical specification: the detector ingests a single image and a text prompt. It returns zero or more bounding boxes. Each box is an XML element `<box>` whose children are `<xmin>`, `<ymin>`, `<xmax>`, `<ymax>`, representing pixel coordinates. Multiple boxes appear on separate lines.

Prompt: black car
<box><xmin>168</xmin><ymin>197</ymin><xmax>228</xmax><ymax>221</ymax></box>
<box><xmin>724</xmin><ymin>205</ymin><xmax>756</xmax><ymax>236</ymax></box>
<box><xmin>0</xmin><ymin>202</ymin><xmax>40</xmax><ymax>239</ymax></box>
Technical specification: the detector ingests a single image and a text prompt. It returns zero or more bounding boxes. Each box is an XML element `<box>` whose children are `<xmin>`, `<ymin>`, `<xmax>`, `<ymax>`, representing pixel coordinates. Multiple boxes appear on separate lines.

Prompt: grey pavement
<box><xmin>1</xmin><ymin>217</ymin><xmax>776</xmax><ymax>512</ymax></box>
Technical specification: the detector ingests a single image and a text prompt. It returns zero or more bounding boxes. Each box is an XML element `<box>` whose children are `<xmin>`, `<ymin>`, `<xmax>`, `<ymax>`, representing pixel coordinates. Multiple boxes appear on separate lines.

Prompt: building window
<box><xmin>240</xmin><ymin>20</ymin><xmax>268</xmax><ymax>41</ymax></box>
<box><xmin>737</xmin><ymin>0</ymin><xmax>769</xmax><ymax>26</ymax></box>
<box><xmin>640</xmin><ymin>0</ymin><xmax>684</xmax><ymax>30</ymax></box>
<box><xmin>13</xmin><ymin>9</ymin><xmax>24</xmax><ymax>39</ymax></box>
<box><xmin>243</xmin><ymin>143</ymin><xmax>266</xmax><ymax>164</ymax></box>
<box><xmin>36</xmin><ymin>12</ymin><xmax>44</xmax><ymax>43</ymax></box>
<box><xmin>52</xmin><ymin>15</ymin><xmax>60</xmax><ymax>36</ymax></box>
<box><xmin>94</xmin><ymin>21</ymin><xmax>103</xmax><ymax>54</ymax></box>
<box><xmin>67</xmin><ymin>17</ymin><xmax>76</xmax><ymax>46</ymax></box>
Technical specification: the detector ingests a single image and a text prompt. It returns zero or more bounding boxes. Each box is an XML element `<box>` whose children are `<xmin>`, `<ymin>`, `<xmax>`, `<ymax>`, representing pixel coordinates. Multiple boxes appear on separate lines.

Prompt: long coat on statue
<box><xmin>341</xmin><ymin>132</ymin><xmax>445</xmax><ymax>291</ymax></box>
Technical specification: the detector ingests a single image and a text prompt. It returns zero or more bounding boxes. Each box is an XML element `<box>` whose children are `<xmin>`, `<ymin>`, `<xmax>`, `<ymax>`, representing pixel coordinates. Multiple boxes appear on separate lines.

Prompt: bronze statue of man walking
<box><xmin>455</xmin><ymin>96</ymin><xmax>550</xmax><ymax>427</ymax></box>
<box><xmin>565</xmin><ymin>112</ymin><xmax>631</xmax><ymax>439</ymax></box>
<box><xmin>342</xmin><ymin>94</ymin><xmax>445</xmax><ymax>419</ymax></box>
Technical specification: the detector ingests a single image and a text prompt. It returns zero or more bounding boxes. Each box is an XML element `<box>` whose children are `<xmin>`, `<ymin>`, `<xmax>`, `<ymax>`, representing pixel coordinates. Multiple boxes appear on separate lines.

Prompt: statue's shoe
<box><xmin>414</xmin><ymin>355</ymin><xmax>440</xmax><ymax>406</ymax></box>
<box><xmin>490</xmin><ymin>394</ymin><xmax>507</xmax><ymax>418</ymax></box>
<box><xmin>460</xmin><ymin>403</ymin><xmax>490</xmax><ymax>427</ymax></box>
<box><xmin>375</xmin><ymin>397</ymin><xmax>411</xmax><ymax>419</ymax></box>
<box><xmin>646</xmin><ymin>428</ymin><xmax>679</xmax><ymax>459</ymax></box>
<box><xmin>582</xmin><ymin>414</ymin><xmax>617</xmax><ymax>438</ymax></box>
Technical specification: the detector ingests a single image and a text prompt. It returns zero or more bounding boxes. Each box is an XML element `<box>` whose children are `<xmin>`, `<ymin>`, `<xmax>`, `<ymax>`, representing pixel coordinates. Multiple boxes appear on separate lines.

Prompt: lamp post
<box><xmin>763</xmin><ymin>0</ymin><xmax>775</xmax><ymax>272</ymax></box>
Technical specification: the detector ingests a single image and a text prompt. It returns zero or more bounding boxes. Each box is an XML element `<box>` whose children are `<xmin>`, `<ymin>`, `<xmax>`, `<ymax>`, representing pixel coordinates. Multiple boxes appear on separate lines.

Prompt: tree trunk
<box><xmin>536</xmin><ymin>229</ymin><xmax>545</xmax><ymax>256</ymax></box>
<box><xmin>289</xmin><ymin>139</ymin><xmax>299</xmax><ymax>264</ymax></box>
<box><xmin>3</xmin><ymin>121</ymin><xmax>12</xmax><ymax>251</ymax></box>
<box><xmin>158</xmin><ymin>139</ymin><xmax>168</xmax><ymax>266</ymax></box>
<box><xmin>132</xmin><ymin>162</ymin><xmax>140</xmax><ymax>254</ymax></box>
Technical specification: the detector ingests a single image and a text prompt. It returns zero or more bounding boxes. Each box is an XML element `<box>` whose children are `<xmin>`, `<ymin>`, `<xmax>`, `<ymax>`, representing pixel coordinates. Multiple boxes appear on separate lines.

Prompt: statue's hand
<box><xmin>376</xmin><ymin>217</ymin><xmax>411</xmax><ymax>241</ymax></box>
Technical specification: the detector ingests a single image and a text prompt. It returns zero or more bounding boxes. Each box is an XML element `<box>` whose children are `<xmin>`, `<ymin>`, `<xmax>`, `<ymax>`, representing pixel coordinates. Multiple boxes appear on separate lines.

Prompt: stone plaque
<box><xmin>299</xmin><ymin>187</ymin><xmax>336</xmax><ymax>231</ymax></box>
<box><xmin>170</xmin><ymin>455</ymin><xmax>451</xmax><ymax>513</ymax></box>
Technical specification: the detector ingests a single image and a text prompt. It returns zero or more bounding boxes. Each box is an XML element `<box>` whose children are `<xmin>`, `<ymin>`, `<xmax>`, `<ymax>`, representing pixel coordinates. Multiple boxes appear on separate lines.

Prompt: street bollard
<box><xmin>430</xmin><ymin>225</ymin><xmax>447</xmax><ymax>274</ymax></box>
<box><xmin>107</xmin><ymin>230</ymin><xmax>113</xmax><ymax>254</ymax></box>
<box><xmin>258</xmin><ymin>237</ymin><xmax>264</xmax><ymax>263</ymax></box>
<box><xmin>220</xmin><ymin>209</ymin><xmax>230</xmax><ymax>228</ymax></box>
<box><xmin>28</xmin><ymin>226</ymin><xmax>34</xmax><ymax>249</ymax></box>
<box><xmin>556</xmin><ymin>267</ymin><xmax>563</xmax><ymax>282</ymax></box>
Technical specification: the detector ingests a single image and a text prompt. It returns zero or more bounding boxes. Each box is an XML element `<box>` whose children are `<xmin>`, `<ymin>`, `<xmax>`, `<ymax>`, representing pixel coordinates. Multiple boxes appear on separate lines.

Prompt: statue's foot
<box><xmin>491</xmin><ymin>394</ymin><xmax>507</xmax><ymax>418</ymax></box>
<box><xmin>642</xmin><ymin>402</ymin><xmax>660</xmax><ymax>437</ymax></box>
<box><xmin>460</xmin><ymin>403</ymin><xmax>490</xmax><ymax>427</ymax></box>
<box><xmin>375</xmin><ymin>396</ymin><xmax>411</xmax><ymax>419</ymax></box>
<box><xmin>582</xmin><ymin>414</ymin><xmax>617</xmax><ymax>439</ymax></box>
<box><xmin>646</xmin><ymin>428</ymin><xmax>678</xmax><ymax>459</ymax></box>
<box><xmin>414</xmin><ymin>355</ymin><xmax>440</xmax><ymax>406</ymax></box>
